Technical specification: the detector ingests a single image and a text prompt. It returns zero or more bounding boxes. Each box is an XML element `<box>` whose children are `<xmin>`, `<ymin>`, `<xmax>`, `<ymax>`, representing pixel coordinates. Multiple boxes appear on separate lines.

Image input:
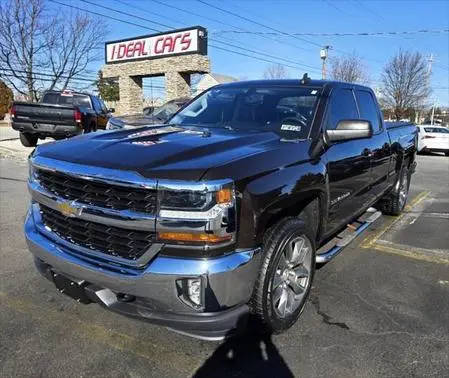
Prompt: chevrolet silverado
<box><xmin>24</xmin><ymin>78</ymin><xmax>417</xmax><ymax>339</ymax></box>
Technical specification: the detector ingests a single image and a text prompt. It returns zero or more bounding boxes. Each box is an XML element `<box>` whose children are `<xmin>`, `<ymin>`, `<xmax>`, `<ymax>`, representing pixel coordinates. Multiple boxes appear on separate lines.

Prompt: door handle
<box><xmin>362</xmin><ymin>148</ymin><xmax>373</xmax><ymax>157</ymax></box>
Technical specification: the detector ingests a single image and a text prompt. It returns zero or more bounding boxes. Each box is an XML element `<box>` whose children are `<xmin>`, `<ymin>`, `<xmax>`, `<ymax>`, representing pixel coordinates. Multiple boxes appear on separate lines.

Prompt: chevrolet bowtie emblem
<box><xmin>56</xmin><ymin>201</ymin><xmax>83</xmax><ymax>217</ymax></box>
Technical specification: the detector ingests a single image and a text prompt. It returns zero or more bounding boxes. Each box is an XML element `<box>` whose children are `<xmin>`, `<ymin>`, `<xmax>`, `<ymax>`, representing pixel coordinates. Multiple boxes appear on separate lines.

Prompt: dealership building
<box><xmin>102</xmin><ymin>26</ymin><xmax>210</xmax><ymax>115</ymax></box>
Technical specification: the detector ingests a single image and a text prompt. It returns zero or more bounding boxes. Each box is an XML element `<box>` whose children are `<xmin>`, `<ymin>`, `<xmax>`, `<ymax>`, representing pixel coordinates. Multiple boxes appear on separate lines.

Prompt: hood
<box><xmin>34</xmin><ymin>125</ymin><xmax>294</xmax><ymax>181</ymax></box>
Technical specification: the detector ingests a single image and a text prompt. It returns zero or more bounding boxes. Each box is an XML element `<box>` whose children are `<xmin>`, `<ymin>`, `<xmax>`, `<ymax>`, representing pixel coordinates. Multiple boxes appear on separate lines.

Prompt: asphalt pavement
<box><xmin>0</xmin><ymin>153</ymin><xmax>448</xmax><ymax>377</ymax></box>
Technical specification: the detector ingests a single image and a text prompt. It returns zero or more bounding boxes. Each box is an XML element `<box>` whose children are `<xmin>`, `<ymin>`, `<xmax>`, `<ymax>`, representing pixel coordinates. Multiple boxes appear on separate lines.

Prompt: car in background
<box><xmin>11</xmin><ymin>90</ymin><xmax>114</xmax><ymax>147</ymax></box>
<box><xmin>106</xmin><ymin>97</ymin><xmax>190</xmax><ymax>130</ymax></box>
<box><xmin>417</xmin><ymin>125</ymin><xmax>449</xmax><ymax>156</ymax></box>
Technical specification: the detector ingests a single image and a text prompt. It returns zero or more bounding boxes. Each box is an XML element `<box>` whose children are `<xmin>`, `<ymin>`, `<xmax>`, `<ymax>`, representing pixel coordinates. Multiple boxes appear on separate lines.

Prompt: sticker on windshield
<box><xmin>281</xmin><ymin>124</ymin><xmax>302</xmax><ymax>132</ymax></box>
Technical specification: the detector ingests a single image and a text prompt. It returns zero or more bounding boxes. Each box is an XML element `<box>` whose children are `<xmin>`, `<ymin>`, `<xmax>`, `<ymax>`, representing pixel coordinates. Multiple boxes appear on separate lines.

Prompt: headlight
<box><xmin>157</xmin><ymin>180</ymin><xmax>236</xmax><ymax>247</ymax></box>
<box><xmin>28</xmin><ymin>161</ymin><xmax>36</xmax><ymax>181</ymax></box>
<box><xmin>159</xmin><ymin>188</ymin><xmax>232</xmax><ymax>212</ymax></box>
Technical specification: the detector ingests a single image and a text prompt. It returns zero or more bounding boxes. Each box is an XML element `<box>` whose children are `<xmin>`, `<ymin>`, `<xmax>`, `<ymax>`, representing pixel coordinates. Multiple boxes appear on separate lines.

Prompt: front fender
<box><xmin>237</xmin><ymin>160</ymin><xmax>327</xmax><ymax>248</ymax></box>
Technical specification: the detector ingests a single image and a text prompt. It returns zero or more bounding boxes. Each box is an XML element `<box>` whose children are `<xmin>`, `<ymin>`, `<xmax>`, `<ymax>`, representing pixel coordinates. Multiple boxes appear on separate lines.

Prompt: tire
<box><xmin>250</xmin><ymin>217</ymin><xmax>315</xmax><ymax>334</ymax></box>
<box><xmin>19</xmin><ymin>132</ymin><xmax>38</xmax><ymax>147</ymax></box>
<box><xmin>379</xmin><ymin>166</ymin><xmax>410</xmax><ymax>216</ymax></box>
<box><xmin>445</xmin><ymin>152</ymin><xmax>449</xmax><ymax>157</ymax></box>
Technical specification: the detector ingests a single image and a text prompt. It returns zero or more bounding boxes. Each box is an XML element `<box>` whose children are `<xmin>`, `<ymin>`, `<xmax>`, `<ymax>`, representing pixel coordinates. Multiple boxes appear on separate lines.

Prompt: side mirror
<box><xmin>108</xmin><ymin>108</ymin><xmax>115</xmax><ymax>113</ymax></box>
<box><xmin>326</xmin><ymin>119</ymin><xmax>372</xmax><ymax>143</ymax></box>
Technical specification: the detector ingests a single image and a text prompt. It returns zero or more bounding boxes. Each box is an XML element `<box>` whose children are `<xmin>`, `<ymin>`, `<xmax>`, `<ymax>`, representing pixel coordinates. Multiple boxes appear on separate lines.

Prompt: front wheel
<box><xmin>250</xmin><ymin>218</ymin><xmax>315</xmax><ymax>334</ymax></box>
<box><xmin>445</xmin><ymin>152</ymin><xmax>449</xmax><ymax>157</ymax></box>
<box><xmin>19</xmin><ymin>132</ymin><xmax>38</xmax><ymax>147</ymax></box>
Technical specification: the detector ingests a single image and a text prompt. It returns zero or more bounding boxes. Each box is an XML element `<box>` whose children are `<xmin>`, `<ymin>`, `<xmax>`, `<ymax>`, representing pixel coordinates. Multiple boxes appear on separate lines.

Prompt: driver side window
<box><xmin>326</xmin><ymin>88</ymin><xmax>359</xmax><ymax>130</ymax></box>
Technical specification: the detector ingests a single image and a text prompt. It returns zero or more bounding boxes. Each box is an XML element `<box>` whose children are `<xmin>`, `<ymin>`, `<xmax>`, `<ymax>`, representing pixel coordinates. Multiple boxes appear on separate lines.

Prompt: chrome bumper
<box><xmin>25</xmin><ymin>207</ymin><xmax>261</xmax><ymax>320</ymax></box>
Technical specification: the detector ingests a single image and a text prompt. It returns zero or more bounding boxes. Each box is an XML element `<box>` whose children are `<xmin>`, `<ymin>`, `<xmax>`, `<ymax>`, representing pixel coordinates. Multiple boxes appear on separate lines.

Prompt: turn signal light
<box><xmin>158</xmin><ymin>232</ymin><xmax>232</xmax><ymax>243</ymax></box>
<box><xmin>216</xmin><ymin>188</ymin><xmax>232</xmax><ymax>204</ymax></box>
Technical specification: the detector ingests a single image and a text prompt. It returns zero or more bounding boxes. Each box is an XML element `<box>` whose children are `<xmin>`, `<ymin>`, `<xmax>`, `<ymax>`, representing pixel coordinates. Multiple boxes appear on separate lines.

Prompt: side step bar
<box><xmin>315</xmin><ymin>208</ymin><xmax>382</xmax><ymax>263</ymax></box>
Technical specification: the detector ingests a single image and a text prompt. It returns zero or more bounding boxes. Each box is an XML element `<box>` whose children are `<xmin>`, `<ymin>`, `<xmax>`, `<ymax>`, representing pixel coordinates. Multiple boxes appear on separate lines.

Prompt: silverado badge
<box><xmin>56</xmin><ymin>201</ymin><xmax>83</xmax><ymax>218</ymax></box>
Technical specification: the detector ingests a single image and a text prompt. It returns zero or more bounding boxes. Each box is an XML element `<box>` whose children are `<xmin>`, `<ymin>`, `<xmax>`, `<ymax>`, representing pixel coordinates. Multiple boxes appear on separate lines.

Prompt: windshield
<box><xmin>152</xmin><ymin>102</ymin><xmax>180</xmax><ymax>120</ymax></box>
<box><xmin>170</xmin><ymin>86</ymin><xmax>321</xmax><ymax>138</ymax></box>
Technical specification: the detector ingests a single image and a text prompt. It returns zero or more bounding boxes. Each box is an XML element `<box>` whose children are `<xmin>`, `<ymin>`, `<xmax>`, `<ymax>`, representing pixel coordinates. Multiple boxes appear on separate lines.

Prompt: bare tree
<box><xmin>330</xmin><ymin>53</ymin><xmax>369</xmax><ymax>84</ymax></box>
<box><xmin>380</xmin><ymin>49</ymin><xmax>431</xmax><ymax>121</ymax></box>
<box><xmin>0</xmin><ymin>0</ymin><xmax>108</xmax><ymax>101</ymax></box>
<box><xmin>263</xmin><ymin>64</ymin><xmax>288</xmax><ymax>79</ymax></box>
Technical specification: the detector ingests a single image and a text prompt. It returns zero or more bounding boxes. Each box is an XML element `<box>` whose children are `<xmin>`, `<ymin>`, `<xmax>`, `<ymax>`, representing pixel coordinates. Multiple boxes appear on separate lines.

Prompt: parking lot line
<box><xmin>360</xmin><ymin>191</ymin><xmax>430</xmax><ymax>249</ymax></box>
<box><xmin>359</xmin><ymin>191</ymin><xmax>449</xmax><ymax>265</ymax></box>
<box><xmin>370</xmin><ymin>243</ymin><xmax>449</xmax><ymax>265</ymax></box>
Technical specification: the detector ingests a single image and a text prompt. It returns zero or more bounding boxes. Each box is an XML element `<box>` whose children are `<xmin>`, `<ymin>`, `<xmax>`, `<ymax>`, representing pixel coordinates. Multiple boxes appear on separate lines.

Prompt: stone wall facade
<box><xmin>102</xmin><ymin>54</ymin><xmax>210</xmax><ymax>115</ymax></box>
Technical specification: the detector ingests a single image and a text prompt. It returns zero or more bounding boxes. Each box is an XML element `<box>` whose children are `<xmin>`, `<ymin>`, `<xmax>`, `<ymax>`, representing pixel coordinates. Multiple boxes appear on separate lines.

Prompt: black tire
<box><xmin>445</xmin><ymin>152</ymin><xmax>449</xmax><ymax>157</ymax></box>
<box><xmin>379</xmin><ymin>166</ymin><xmax>410</xmax><ymax>216</ymax></box>
<box><xmin>250</xmin><ymin>217</ymin><xmax>315</xmax><ymax>334</ymax></box>
<box><xmin>19</xmin><ymin>132</ymin><xmax>38</xmax><ymax>147</ymax></box>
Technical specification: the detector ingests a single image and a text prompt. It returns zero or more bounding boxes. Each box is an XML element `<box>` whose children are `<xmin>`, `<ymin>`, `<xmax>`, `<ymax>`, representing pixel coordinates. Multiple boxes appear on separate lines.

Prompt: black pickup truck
<box><xmin>11</xmin><ymin>90</ymin><xmax>113</xmax><ymax>147</ymax></box>
<box><xmin>24</xmin><ymin>79</ymin><xmax>417</xmax><ymax>339</ymax></box>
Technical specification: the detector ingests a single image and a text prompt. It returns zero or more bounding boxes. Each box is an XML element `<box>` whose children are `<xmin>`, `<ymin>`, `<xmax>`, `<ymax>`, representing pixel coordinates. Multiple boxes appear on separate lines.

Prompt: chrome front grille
<box><xmin>36</xmin><ymin>169</ymin><xmax>157</xmax><ymax>214</ymax></box>
<box><xmin>40</xmin><ymin>205</ymin><xmax>155</xmax><ymax>261</ymax></box>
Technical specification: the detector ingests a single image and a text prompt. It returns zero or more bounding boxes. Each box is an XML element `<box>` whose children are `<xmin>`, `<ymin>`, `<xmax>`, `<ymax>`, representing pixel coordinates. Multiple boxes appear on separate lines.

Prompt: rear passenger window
<box><xmin>326</xmin><ymin>88</ymin><xmax>359</xmax><ymax>130</ymax></box>
<box><xmin>356</xmin><ymin>90</ymin><xmax>382</xmax><ymax>133</ymax></box>
<box><xmin>41</xmin><ymin>93</ymin><xmax>59</xmax><ymax>104</ymax></box>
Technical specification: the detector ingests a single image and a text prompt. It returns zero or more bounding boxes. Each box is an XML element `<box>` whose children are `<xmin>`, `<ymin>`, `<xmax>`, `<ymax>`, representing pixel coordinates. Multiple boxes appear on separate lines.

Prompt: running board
<box><xmin>315</xmin><ymin>208</ymin><xmax>382</xmax><ymax>263</ymax></box>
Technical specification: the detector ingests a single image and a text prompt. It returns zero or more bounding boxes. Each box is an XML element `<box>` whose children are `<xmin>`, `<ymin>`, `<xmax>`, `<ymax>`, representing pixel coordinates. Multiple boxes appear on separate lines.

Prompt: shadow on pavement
<box><xmin>193</xmin><ymin>316</ymin><xmax>294</xmax><ymax>378</ymax></box>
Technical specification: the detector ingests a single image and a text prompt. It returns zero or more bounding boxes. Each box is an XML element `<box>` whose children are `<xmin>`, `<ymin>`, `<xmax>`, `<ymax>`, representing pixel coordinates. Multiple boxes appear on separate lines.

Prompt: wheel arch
<box><xmin>255</xmin><ymin>190</ymin><xmax>326</xmax><ymax>245</ymax></box>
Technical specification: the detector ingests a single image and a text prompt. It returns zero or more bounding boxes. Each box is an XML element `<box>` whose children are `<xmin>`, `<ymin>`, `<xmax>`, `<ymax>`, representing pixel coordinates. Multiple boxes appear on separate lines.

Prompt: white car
<box><xmin>417</xmin><ymin>125</ymin><xmax>449</xmax><ymax>156</ymax></box>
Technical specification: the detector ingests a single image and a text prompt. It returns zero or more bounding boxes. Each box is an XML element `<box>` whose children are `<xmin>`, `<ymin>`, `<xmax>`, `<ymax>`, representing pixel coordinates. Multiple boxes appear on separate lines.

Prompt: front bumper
<box><xmin>25</xmin><ymin>208</ymin><xmax>261</xmax><ymax>339</ymax></box>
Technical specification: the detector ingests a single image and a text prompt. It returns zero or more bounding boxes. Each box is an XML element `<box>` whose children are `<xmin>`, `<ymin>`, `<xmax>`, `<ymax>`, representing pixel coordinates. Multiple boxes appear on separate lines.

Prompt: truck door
<box><xmin>355</xmin><ymin>89</ymin><xmax>391</xmax><ymax>199</ymax></box>
<box><xmin>324</xmin><ymin>87</ymin><xmax>373</xmax><ymax>233</ymax></box>
<box><xmin>92</xmin><ymin>97</ymin><xmax>108</xmax><ymax>130</ymax></box>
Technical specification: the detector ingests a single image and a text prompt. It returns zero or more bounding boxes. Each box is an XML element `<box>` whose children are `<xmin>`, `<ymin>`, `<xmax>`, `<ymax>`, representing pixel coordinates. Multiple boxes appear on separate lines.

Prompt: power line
<box><xmin>145</xmin><ymin>0</ymin><xmax>321</xmax><ymax>70</ymax></box>
<box><xmin>48</xmin><ymin>0</ymin><xmax>161</xmax><ymax>32</ymax></box>
<box><xmin>151</xmin><ymin>0</ymin><xmax>316</xmax><ymax>54</ymax></box>
<box><xmin>0</xmin><ymin>68</ymin><xmax>97</xmax><ymax>83</ymax></box>
<box><xmin>53</xmin><ymin>0</ymin><xmax>321</xmax><ymax>74</ymax></box>
<box><xmin>0</xmin><ymin>73</ymin><xmax>94</xmax><ymax>87</ymax></box>
<box><xmin>210</xmin><ymin>28</ymin><xmax>449</xmax><ymax>38</ymax></box>
<box><xmin>196</xmin><ymin>0</ymin><xmax>323</xmax><ymax>48</ymax></box>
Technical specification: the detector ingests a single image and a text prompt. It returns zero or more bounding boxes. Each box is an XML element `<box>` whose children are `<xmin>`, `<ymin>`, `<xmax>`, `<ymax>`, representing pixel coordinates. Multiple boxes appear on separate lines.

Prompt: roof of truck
<box><xmin>216</xmin><ymin>79</ymin><xmax>371</xmax><ymax>91</ymax></box>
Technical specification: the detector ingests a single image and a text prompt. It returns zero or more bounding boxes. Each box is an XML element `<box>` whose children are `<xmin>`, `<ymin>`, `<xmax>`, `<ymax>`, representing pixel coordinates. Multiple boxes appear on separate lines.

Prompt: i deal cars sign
<box><xmin>105</xmin><ymin>26</ymin><xmax>207</xmax><ymax>64</ymax></box>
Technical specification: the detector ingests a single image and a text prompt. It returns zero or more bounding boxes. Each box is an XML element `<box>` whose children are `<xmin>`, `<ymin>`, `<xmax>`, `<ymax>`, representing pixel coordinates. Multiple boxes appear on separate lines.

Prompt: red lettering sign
<box><xmin>106</xmin><ymin>28</ymin><xmax>202</xmax><ymax>63</ymax></box>
<box><xmin>181</xmin><ymin>32</ymin><xmax>191</xmax><ymax>51</ymax></box>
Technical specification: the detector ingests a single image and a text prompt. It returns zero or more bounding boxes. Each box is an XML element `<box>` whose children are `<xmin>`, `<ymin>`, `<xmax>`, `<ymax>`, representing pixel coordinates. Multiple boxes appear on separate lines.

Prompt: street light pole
<box><xmin>320</xmin><ymin>46</ymin><xmax>331</xmax><ymax>80</ymax></box>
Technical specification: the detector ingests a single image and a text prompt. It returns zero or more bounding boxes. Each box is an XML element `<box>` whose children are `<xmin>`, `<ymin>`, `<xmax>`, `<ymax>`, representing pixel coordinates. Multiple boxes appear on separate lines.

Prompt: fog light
<box><xmin>176</xmin><ymin>277</ymin><xmax>204</xmax><ymax>310</ymax></box>
<box><xmin>187</xmin><ymin>278</ymin><xmax>202</xmax><ymax>306</ymax></box>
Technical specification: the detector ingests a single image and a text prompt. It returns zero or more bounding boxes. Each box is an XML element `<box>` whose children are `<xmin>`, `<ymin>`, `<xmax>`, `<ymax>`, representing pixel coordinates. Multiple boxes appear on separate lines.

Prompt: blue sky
<box><xmin>64</xmin><ymin>0</ymin><xmax>449</xmax><ymax>106</ymax></box>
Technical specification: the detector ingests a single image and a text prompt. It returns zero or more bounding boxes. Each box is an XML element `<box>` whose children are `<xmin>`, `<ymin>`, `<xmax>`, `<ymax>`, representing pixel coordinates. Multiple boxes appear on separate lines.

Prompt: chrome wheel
<box><xmin>271</xmin><ymin>236</ymin><xmax>313</xmax><ymax>318</ymax></box>
<box><xmin>398</xmin><ymin>171</ymin><xmax>409</xmax><ymax>209</ymax></box>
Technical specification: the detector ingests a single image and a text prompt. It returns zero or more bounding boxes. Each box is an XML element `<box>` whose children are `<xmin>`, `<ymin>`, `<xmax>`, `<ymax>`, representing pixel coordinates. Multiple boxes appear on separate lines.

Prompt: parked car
<box><xmin>417</xmin><ymin>125</ymin><xmax>449</xmax><ymax>156</ymax></box>
<box><xmin>25</xmin><ymin>79</ymin><xmax>417</xmax><ymax>339</ymax></box>
<box><xmin>106</xmin><ymin>97</ymin><xmax>190</xmax><ymax>130</ymax></box>
<box><xmin>10</xmin><ymin>90</ymin><xmax>114</xmax><ymax>147</ymax></box>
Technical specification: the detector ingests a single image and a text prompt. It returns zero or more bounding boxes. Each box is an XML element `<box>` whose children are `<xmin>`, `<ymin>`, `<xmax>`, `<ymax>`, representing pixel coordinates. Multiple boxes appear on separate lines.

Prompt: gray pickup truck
<box><xmin>24</xmin><ymin>79</ymin><xmax>417</xmax><ymax>339</ymax></box>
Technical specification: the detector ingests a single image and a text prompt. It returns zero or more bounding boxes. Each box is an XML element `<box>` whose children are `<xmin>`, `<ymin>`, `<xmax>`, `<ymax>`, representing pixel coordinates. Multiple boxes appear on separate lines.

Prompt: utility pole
<box><xmin>320</xmin><ymin>46</ymin><xmax>331</xmax><ymax>80</ymax></box>
<box><xmin>431</xmin><ymin>98</ymin><xmax>437</xmax><ymax>125</ymax></box>
<box><xmin>427</xmin><ymin>53</ymin><xmax>434</xmax><ymax>75</ymax></box>
<box><xmin>427</xmin><ymin>54</ymin><xmax>434</xmax><ymax>125</ymax></box>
